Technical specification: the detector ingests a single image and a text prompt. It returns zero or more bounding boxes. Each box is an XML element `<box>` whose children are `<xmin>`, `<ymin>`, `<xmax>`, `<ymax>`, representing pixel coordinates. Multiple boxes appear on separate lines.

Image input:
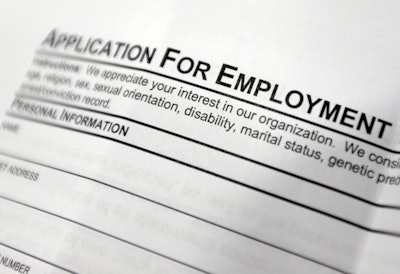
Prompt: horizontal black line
<box><xmin>6</xmin><ymin>112</ymin><xmax>400</xmax><ymax>240</ymax></box>
<box><xmin>0</xmin><ymin>241</ymin><xmax>77</xmax><ymax>274</ymax></box>
<box><xmin>0</xmin><ymin>194</ymin><xmax>208</xmax><ymax>274</ymax></box>
<box><xmin>15</xmin><ymin>92</ymin><xmax>400</xmax><ymax>210</ymax></box>
<box><xmin>0</xmin><ymin>151</ymin><xmax>345</xmax><ymax>273</ymax></box>
<box><xmin>35</xmin><ymin>48</ymin><xmax>400</xmax><ymax>154</ymax></box>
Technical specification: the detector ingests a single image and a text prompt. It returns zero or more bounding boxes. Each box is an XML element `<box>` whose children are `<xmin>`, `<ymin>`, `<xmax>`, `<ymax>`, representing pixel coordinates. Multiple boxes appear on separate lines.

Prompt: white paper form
<box><xmin>0</xmin><ymin>1</ymin><xmax>399</xmax><ymax>273</ymax></box>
